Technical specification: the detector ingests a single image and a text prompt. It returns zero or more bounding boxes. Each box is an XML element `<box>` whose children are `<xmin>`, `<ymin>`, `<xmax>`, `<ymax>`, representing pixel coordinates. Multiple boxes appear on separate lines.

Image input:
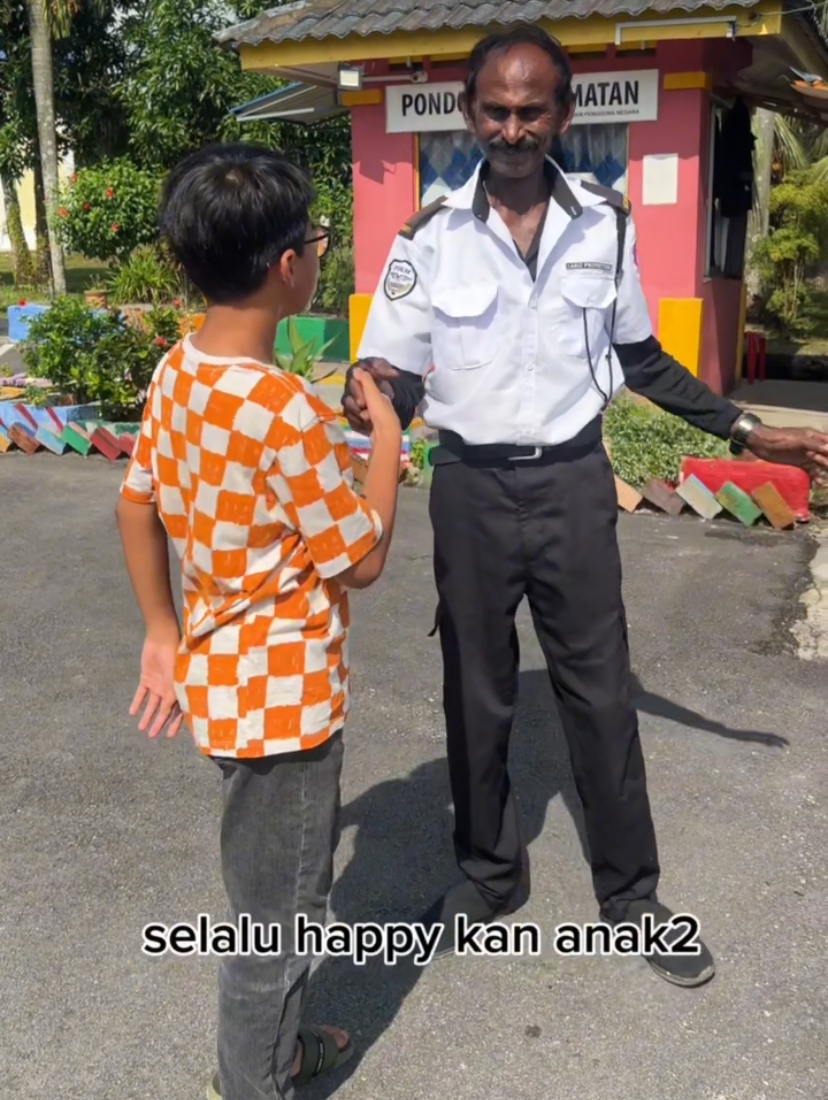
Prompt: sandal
<box><xmin>206</xmin><ymin>1025</ymin><xmax>354</xmax><ymax>1098</ymax></box>
<box><xmin>293</xmin><ymin>1025</ymin><xmax>355</xmax><ymax>1085</ymax></box>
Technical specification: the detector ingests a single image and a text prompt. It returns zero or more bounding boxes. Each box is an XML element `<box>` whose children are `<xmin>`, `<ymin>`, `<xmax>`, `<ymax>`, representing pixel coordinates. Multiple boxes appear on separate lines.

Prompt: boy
<box><xmin>115</xmin><ymin>144</ymin><xmax>403</xmax><ymax>1100</ymax></box>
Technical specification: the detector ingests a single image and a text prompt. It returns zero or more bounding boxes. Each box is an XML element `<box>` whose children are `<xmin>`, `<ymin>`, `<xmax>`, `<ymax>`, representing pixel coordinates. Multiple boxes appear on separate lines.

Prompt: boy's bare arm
<box><xmin>115</xmin><ymin>497</ymin><xmax>183</xmax><ymax>738</ymax></box>
<box><xmin>116</xmin><ymin>498</ymin><xmax>179</xmax><ymax>636</ymax></box>
<box><xmin>335</xmin><ymin>372</ymin><xmax>402</xmax><ymax>590</ymax></box>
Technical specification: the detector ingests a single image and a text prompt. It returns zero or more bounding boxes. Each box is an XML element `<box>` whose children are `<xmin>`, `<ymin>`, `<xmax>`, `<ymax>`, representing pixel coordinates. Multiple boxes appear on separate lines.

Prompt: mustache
<box><xmin>488</xmin><ymin>138</ymin><xmax>540</xmax><ymax>156</ymax></box>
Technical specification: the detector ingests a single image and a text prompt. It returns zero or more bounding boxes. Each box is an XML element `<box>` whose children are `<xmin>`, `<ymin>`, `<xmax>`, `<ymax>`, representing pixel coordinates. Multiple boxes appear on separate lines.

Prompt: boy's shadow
<box><xmin>301</xmin><ymin>669</ymin><xmax>588</xmax><ymax>1099</ymax></box>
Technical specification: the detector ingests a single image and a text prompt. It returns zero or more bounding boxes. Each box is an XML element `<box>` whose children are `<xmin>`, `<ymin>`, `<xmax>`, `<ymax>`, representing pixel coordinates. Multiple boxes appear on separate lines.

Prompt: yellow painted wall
<box><xmin>0</xmin><ymin>156</ymin><xmax>74</xmax><ymax>249</ymax></box>
<box><xmin>658</xmin><ymin>298</ymin><xmax>704</xmax><ymax>377</ymax></box>
<box><xmin>349</xmin><ymin>293</ymin><xmax>373</xmax><ymax>362</ymax></box>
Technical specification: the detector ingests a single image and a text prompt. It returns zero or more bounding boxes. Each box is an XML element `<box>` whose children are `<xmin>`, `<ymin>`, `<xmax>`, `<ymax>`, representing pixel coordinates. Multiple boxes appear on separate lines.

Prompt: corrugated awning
<box><xmin>231</xmin><ymin>82</ymin><xmax>345</xmax><ymax>124</ymax></box>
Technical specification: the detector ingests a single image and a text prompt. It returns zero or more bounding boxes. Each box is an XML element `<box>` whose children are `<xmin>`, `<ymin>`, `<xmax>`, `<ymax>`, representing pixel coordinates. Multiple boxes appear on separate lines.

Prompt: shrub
<box><xmin>603</xmin><ymin>394</ymin><xmax>727</xmax><ymax>487</ymax></box>
<box><xmin>21</xmin><ymin>297</ymin><xmax>181</xmax><ymax>417</ymax></box>
<box><xmin>107</xmin><ymin>245</ymin><xmax>181</xmax><ymax>305</ymax></box>
<box><xmin>313</xmin><ymin>244</ymin><xmax>354</xmax><ymax>317</ymax></box>
<box><xmin>753</xmin><ymin>166</ymin><xmax>828</xmax><ymax>335</ymax></box>
<box><xmin>57</xmin><ymin>160</ymin><xmax>161</xmax><ymax>264</ymax></box>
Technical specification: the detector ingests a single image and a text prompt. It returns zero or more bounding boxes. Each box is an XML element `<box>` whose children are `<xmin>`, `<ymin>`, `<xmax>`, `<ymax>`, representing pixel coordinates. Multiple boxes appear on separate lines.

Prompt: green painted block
<box><xmin>62</xmin><ymin>424</ymin><xmax>92</xmax><ymax>456</ymax></box>
<box><xmin>107</xmin><ymin>421</ymin><xmax>140</xmax><ymax>436</ymax></box>
<box><xmin>715</xmin><ymin>481</ymin><xmax>762</xmax><ymax>527</ymax></box>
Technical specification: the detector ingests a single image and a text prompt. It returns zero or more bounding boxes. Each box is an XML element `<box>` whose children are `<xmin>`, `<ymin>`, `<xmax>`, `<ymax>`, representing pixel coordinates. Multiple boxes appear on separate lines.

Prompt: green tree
<box><xmin>754</xmin><ymin>166</ymin><xmax>828</xmax><ymax>334</ymax></box>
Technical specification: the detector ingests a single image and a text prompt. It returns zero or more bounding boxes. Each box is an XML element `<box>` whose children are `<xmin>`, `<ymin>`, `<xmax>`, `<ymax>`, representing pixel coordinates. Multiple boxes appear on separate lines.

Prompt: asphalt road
<box><xmin>0</xmin><ymin>455</ymin><xmax>825</xmax><ymax>1100</ymax></box>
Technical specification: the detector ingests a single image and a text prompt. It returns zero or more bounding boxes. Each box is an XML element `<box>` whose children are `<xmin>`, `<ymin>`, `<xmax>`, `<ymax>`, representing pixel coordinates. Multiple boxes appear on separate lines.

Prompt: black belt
<box><xmin>432</xmin><ymin>417</ymin><xmax>603</xmax><ymax>468</ymax></box>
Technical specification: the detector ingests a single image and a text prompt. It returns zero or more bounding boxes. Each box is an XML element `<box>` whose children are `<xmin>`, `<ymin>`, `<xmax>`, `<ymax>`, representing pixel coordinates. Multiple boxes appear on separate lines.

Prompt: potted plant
<box><xmin>275</xmin><ymin>316</ymin><xmax>335</xmax><ymax>381</ymax></box>
<box><xmin>84</xmin><ymin>286</ymin><xmax>109</xmax><ymax>309</ymax></box>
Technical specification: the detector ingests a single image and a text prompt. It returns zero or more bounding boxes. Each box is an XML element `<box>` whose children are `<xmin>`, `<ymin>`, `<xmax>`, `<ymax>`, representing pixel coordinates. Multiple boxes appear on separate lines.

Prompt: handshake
<box><xmin>343</xmin><ymin>358</ymin><xmax>425</xmax><ymax>436</ymax></box>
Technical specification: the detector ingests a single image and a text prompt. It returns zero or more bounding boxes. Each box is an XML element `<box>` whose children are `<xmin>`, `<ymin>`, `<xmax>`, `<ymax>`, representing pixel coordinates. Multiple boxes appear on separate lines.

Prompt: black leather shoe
<box><xmin>419</xmin><ymin>878</ymin><xmax>530</xmax><ymax>960</ymax></box>
<box><xmin>611</xmin><ymin>898</ymin><xmax>716</xmax><ymax>987</ymax></box>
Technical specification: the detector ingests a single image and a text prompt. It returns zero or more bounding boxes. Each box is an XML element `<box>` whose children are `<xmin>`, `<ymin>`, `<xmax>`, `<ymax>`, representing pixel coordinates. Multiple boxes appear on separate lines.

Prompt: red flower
<box><xmin>105</xmin><ymin>188</ymin><xmax>115</xmax><ymax>199</ymax></box>
<box><xmin>57</xmin><ymin>207</ymin><xmax>69</xmax><ymax>218</ymax></box>
<box><xmin>172</xmin><ymin>298</ymin><xmax>183</xmax><ymax>308</ymax></box>
<box><xmin>18</xmin><ymin>299</ymin><xmax>26</xmax><ymax>306</ymax></box>
<box><xmin>82</xmin><ymin>201</ymin><xmax>91</xmax><ymax>212</ymax></box>
<box><xmin>111</xmin><ymin>223</ymin><xmax>120</xmax><ymax>233</ymax></box>
<box><xmin>69</xmin><ymin>173</ymin><xmax>78</xmax><ymax>184</ymax></box>
<box><xmin>154</xmin><ymin>336</ymin><xmax>168</xmax><ymax>348</ymax></box>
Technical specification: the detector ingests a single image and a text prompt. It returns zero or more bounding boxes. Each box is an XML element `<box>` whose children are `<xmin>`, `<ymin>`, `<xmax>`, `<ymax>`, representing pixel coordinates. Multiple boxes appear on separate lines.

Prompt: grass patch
<box><xmin>604</xmin><ymin>394</ymin><xmax>728</xmax><ymax>488</ymax></box>
<box><xmin>0</xmin><ymin>254</ymin><xmax>108</xmax><ymax>315</ymax></box>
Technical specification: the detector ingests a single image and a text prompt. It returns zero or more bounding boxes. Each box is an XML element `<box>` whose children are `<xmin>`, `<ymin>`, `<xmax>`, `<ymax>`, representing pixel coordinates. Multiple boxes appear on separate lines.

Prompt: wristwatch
<box><xmin>728</xmin><ymin>411</ymin><xmax>762</xmax><ymax>455</ymax></box>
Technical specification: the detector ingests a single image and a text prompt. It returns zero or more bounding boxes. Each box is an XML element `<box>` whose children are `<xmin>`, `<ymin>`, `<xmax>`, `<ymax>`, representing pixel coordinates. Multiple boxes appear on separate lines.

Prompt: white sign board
<box><xmin>386</xmin><ymin>82</ymin><xmax>465</xmax><ymax>132</ymax></box>
<box><xmin>571</xmin><ymin>70</ymin><xmax>658</xmax><ymax>124</ymax></box>
<box><xmin>385</xmin><ymin>70</ymin><xmax>658</xmax><ymax>132</ymax></box>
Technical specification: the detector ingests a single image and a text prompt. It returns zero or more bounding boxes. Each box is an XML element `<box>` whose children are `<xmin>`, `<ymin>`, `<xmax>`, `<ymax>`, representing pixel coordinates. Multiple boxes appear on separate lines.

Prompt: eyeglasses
<box><xmin>305</xmin><ymin>228</ymin><xmax>331</xmax><ymax>259</ymax></box>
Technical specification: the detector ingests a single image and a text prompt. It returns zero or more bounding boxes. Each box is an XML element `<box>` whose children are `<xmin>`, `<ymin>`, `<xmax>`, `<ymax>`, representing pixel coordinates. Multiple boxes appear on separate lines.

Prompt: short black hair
<box><xmin>464</xmin><ymin>25</ymin><xmax>574</xmax><ymax>113</ymax></box>
<box><xmin>159</xmin><ymin>143</ymin><xmax>315</xmax><ymax>304</ymax></box>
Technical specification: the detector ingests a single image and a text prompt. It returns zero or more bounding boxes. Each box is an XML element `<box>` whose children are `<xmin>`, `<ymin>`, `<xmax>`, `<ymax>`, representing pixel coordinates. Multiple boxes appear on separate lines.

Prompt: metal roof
<box><xmin>216</xmin><ymin>0</ymin><xmax>766</xmax><ymax>48</ymax></box>
<box><xmin>231</xmin><ymin>82</ymin><xmax>343</xmax><ymax>123</ymax></box>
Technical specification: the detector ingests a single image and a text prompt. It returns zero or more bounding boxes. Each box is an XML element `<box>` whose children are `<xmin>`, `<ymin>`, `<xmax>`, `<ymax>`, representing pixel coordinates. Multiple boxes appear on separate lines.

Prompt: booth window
<box><xmin>418</xmin><ymin>124</ymin><xmax>629</xmax><ymax>206</ymax></box>
<box><xmin>706</xmin><ymin>98</ymin><xmax>754</xmax><ymax>279</ymax></box>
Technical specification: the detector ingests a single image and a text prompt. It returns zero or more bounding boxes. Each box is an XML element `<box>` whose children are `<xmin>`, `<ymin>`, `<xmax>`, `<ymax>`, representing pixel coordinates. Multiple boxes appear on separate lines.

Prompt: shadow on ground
<box><xmin>300</xmin><ymin>665</ymin><xmax>787</xmax><ymax>1098</ymax></box>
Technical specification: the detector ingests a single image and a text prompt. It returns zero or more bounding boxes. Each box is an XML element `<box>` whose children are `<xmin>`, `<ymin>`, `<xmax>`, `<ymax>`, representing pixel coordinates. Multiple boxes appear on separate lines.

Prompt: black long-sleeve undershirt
<box><xmin>612</xmin><ymin>336</ymin><xmax>740</xmax><ymax>440</ymax></box>
<box><xmin>352</xmin><ymin>337</ymin><xmax>740</xmax><ymax>440</ymax></box>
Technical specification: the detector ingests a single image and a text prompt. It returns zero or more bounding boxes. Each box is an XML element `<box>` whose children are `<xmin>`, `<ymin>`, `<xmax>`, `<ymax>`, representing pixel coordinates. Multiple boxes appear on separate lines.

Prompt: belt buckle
<box><xmin>509</xmin><ymin>446</ymin><xmax>543</xmax><ymax>462</ymax></box>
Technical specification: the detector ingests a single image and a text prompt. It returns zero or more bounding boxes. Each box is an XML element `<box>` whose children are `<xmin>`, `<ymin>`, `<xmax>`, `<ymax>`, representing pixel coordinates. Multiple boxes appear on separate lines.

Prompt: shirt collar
<box><xmin>444</xmin><ymin>155</ymin><xmax>605</xmax><ymax>221</ymax></box>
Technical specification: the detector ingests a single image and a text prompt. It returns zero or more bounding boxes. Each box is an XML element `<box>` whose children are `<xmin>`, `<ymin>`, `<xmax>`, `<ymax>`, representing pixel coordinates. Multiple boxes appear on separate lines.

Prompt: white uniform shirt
<box><xmin>358</xmin><ymin>159</ymin><xmax>654</xmax><ymax>446</ymax></box>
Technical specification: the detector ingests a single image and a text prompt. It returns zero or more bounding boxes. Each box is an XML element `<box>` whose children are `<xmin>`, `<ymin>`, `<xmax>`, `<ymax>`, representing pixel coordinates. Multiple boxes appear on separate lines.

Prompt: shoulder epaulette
<box><xmin>398</xmin><ymin>195</ymin><xmax>448</xmax><ymax>239</ymax></box>
<box><xmin>579</xmin><ymin>180</ymin><xmax>631</xmax><ymax>214</ymax></box>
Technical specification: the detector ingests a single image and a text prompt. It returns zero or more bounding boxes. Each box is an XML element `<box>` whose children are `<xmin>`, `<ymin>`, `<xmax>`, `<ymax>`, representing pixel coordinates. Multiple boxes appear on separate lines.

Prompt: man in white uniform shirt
<box><xmin>344</xmin><ymin>26</ymin><xmax>828</xmax><ymax>987</ymax></box>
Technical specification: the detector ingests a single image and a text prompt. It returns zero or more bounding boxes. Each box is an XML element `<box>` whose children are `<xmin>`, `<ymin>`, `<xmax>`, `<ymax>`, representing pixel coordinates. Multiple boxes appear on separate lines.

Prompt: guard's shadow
<box><xmin>302</xmin><ymin>668</ymin><xmax>585</xmax><ymax>1099</ymax></box>
<box><xmin>301</xmin><ymin>664</ymin><xmax>784</xmax><ymax>1096</ymax></box>
<box><xmin>628</xmin><ymin>672</ymin><xmax>789</xmax><ymax>748</ymax></box>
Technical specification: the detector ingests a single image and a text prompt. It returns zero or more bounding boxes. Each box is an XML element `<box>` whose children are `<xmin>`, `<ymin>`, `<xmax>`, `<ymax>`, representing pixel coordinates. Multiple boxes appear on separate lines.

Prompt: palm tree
<box><xmin>26</xmin><ymin>0</ymin><xmax>65</xmax><ymax>293</ymax></box>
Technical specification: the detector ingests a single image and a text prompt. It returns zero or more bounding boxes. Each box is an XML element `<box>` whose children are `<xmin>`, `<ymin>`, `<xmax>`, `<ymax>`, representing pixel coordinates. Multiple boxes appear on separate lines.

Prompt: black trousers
<box><xmin>428</xmin><ymin>438</ymin><xmax>660</xmax><ymax>922</ymax></box>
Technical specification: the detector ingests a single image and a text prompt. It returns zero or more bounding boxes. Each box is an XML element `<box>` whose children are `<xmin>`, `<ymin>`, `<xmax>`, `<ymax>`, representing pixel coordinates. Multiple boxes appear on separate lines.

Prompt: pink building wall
<box><xmin>350</xmin><ymin>40</ymin><xmax>753</xmax><ymax>392</ymax></box>
<box><xmin>351</xmin><ymin>104</ymin><xmax>416</xmax><ymax>294</ymax></box>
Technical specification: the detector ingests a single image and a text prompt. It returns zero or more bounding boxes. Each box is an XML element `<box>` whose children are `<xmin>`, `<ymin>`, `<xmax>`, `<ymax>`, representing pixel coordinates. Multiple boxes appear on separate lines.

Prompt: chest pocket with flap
<box><xmin>430</xmin><ymin>281</ymin><xmax>500</xmax><ymax>370</ymax></box>
<box><xmin>557</xmin><ymin>272</ymin><xmax>618</xmax><ymax>358</ymax></box>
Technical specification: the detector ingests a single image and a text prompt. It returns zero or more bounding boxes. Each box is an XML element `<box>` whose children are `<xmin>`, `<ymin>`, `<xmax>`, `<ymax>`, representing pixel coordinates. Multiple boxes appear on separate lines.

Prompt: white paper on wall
<box><xmin>642</xmin><ymin>153</ymin><xmax>679</xmax><ymax>205</ymax></box>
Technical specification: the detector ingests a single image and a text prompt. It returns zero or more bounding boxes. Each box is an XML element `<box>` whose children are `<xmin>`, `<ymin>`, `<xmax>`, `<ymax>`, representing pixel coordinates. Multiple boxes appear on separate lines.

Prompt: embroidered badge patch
<box><xmin>384</xmin><ymin>259</ymin><xmax>417</xmax><ymax>301</ymax></box>
<box><xmin>566</xmin><ymin>261</ymin><xmax>613</xmax><ymax>273</ymax></box>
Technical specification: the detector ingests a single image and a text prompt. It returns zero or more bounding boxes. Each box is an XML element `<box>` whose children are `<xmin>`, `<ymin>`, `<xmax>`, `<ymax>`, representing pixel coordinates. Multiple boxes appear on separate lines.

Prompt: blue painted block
<box><xmin>35</xmin><ymin>425</ymin><xmax>66</xmax><ymax>454</ymax></box>
<box><xmin>0</xmin><ymin>404</ymin><xmax>26</xmax><ymax>432</ymax></box>
<box><xmin>46</xmin><ymin>404</ymin><xmax>98</xmax><ymax>426</ymax></box>
<box><xmin>8</xmin><ymin>304</ymin><xmax>50</xmax><ymax>342</ymax></box>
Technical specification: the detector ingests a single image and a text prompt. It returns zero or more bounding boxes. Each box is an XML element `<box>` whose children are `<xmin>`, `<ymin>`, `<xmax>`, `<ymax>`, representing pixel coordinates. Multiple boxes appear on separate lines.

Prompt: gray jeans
<box><xmin>214</xmin><ymin>730</ymin><xmax>344</xmax><ymax>1100</ymax></box>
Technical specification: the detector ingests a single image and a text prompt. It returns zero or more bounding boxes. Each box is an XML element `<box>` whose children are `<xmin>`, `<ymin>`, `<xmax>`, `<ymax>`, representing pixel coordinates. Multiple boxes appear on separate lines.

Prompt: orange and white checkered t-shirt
<box><xmin>120</xmin><ymin>336</ymin><xmax>383</xmax><ymax>759</ymax></box>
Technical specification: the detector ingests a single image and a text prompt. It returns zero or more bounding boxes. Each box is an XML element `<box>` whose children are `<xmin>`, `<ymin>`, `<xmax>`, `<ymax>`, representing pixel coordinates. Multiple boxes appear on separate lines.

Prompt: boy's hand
<box><xmin>353</xmin><ymin>367</ymin><xmax>400</xmax><ymax>443</ymax></box>
<box><xmin>130</xmin><ymin>628</ymin><xmax>184</xmax><ymax>739</ymax></box>
<box><xmin>344</xmin><ymin>359</ymin><xmax>399</xmax><ymax>435</ymax></box>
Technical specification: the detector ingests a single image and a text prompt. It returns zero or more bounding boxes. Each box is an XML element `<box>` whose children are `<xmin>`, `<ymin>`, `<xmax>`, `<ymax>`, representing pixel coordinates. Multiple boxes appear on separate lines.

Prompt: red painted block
<box><xmin>45</xmin><ymin>408</ymin><xmax>65</xmax><ymax>433</ymax></box>
<box><xmin>90</xmin><ymin>428</ymin><xmax>122</xmax><ymax>462</ymax></box>
<box><xmin>9</xmin><ymin>423</ymin><xmax>40</xmax><ymax>455</ymax></box>
<box><xmin>680</xmin><ymin>458</ymin><xmax>810</xmax><ymax>521</ymax></box>
<box><xmin>14</xmin><ymin>404</ymin><xmax>38</xmax><ymax>430</ymax></box>
<box><xmin>118</xmin><ymin>434</ymin><xmax>136</xmax><ymax>456</ymax></box>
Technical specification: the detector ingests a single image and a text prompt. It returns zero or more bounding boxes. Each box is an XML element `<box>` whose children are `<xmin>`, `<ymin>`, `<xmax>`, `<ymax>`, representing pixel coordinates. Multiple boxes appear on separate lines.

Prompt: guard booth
<box><xmin>219</xmin><ymin>0</ymin><xmax>828</xmax><ymax>396</ymax></box>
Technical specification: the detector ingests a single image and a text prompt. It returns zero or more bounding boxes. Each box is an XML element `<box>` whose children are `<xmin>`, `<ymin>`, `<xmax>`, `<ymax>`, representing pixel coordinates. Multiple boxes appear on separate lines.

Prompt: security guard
<box><xmin>344</xmin><ymin>26</ymin><xmax>828</xmax><ymax>987</ymax></box>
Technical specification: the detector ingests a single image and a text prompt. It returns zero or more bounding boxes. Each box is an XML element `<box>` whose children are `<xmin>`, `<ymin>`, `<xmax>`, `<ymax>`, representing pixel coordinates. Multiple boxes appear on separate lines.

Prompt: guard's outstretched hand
<box><xmin>747</xmin><ymin>425</ymin><xmax>828</xmax><ymax>480</ymax></box>
<box><xmin>343</xmin><ymin>358</ymin><xmax>399</xmax><ymax>435</ymax></box>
